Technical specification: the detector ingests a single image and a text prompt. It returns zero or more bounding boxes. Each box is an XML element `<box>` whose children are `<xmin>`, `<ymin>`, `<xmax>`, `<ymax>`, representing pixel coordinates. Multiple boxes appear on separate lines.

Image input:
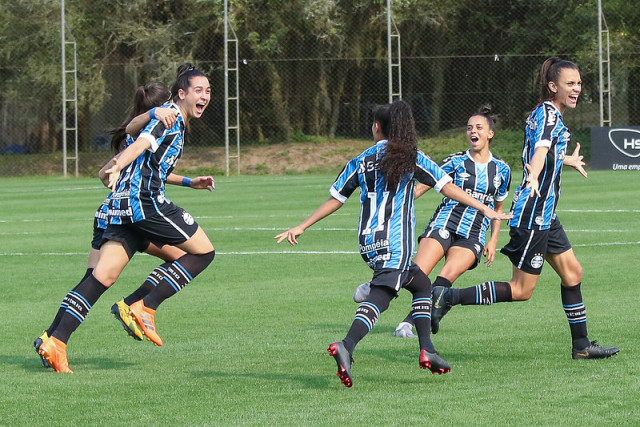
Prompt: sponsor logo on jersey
<box><xmin>608</xmin><ymin>128</ymin><xmax>640</xmax><ymax>158</ymax></box>
<box><xmin>183</xmin><ymin>212</ymin><xmax>194</xmax><ymax>225</ymax></box>
<box><xmin>438</xmin><ymin>229</ymin><xmax>450</xmax><ymax>239</ymax></box>
<box><xmin>530</xmin><ymin>254</ymin><xmax>544</xmax><ymax>269</ymax></box>
<box><xmin>107</xmin><ymin>207</ymin><xmax>133</xmax><ymax>217</ymax></box>
<box><xmin>535</xmin><ymin>216</ymin><xmax>544</xmax><ymax>226</ymax></box>
<box><xmin>465</xmin><ymin>189</ymin><xmax>494</xmax><ymax>203</ymax></box>
<box><xmin>545</xmin><ymin>106</ymin><xmax>557</xmax><ymax>126</ymax></box>
<box><xmin>526</xmin><ymin>116</ymin><xmax>537</xmax><ymax>131</ymax></box>
<box><xmin>359</xmin><ymin>239</ymin><xmax>390</xmax><ymax>254</ymax></box>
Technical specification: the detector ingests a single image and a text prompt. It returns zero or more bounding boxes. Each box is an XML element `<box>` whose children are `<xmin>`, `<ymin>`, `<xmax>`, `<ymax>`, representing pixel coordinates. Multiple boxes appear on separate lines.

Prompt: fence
<box><xmin>0</xmin><ymin>2</ymin><xmax>637</xmax><ymax>176</ymax></box>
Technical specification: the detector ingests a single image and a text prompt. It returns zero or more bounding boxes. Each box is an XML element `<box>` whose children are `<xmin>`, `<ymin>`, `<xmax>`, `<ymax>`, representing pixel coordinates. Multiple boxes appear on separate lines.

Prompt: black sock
<box><xmin>401</xmin><ymin>275</ymin><xmax>451</xmax><ymax>325</ymax></box>
<box><xmin>51</xmin><ymin>274</ymin><xmax>108</xmax><ymax>344</ymax></box>
<box><xmin>123</xmin><ymin>269</ymin><xmax>159</xmax><ymax>306</ymax></box>
<box><xmin>142</xmin><ymin>251</ymin><xmax>215</xmax><ymax>310</ymax></box>
<box><xmin>405</xmin><ymin>270</ymin><xmax>435</xmax><ymax>352</ymax></box>
<box><xmin>454</xmin><ymin>281</ymin><xmax>512</xmax><ymax>305</ymax></box>
<box><xmin>342</xmin><ymin>285</ymin><xmax>394</xmax><ymax>355</ymax></box>
<box><xmin>45</xmin><ymin>268</ymin><xmax>93</xmax><ymax>335</ymax></box>
<box><xmin>561</xmin><ymin>283</ymin><xmax>589</xmax><ymax>349</ymax></box>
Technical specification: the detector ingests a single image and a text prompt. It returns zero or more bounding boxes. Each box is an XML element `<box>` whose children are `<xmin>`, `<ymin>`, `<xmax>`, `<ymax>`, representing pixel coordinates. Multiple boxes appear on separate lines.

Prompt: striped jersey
<box><xmin>108</xmin><ymin>104</ymin><xmax>185</xmax><ymax>224</ymax></box>
<box><xmin>330</xmin><ymin>140</ymin><xmax>452</xmax><ymax>271</ymax></box>
<box><xmin>509</xmin><ymin>101</ymin><xmax>571</xmax><ymax>230</ymax></box>
<box><xmin>425</xmin><ymin>150</ymin><xmax>511</xmax><ymax>245</ymax></box>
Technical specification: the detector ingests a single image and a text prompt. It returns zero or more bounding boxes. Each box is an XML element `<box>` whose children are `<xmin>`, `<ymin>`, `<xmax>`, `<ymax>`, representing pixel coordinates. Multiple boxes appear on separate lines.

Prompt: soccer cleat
<box><xmin>129</xmin><ymin>300</ymin><xmax>163</xmax><ymax>346</ymax></box>
<box><xmin>572</xmin><ymin>340</ymin><xmax>620</xmax><ymax>360</ymax></box>
<box><xmin>393</xmin><ymin>322</ymin><xmax>417</xmax><ymax>338</ymax></box>
<box><xmin>327</xmin><ymin>341</ymin><xmax>353</xmax><ymax>387</ymax></box>
<box><xmin>353</xmin><ymin>281</ymin><xmax>371</xmax><ymax>303</ymax></box>
<box><xmin>419</xmin><ymin>349</ymin><xmax>451</xmax><ymax>375</ymax></box>
<box><xmin>431</xmin><ymin>286</ymin><xmax>452</xmax><ymax>334</ymax></box>
<box><xmin>39</xmin><ymin>336</ymin><xmax>73</xmax><ymax>373</ymax></box>
<box><xmin>111</xmin><ymin>299</ymin><xmax>143</xmax><ymax>341</ymax></box>
<box><xmin>33</xmin><ymin>331</ymin><xmax>51</xmax><ymax>368</ymax></box>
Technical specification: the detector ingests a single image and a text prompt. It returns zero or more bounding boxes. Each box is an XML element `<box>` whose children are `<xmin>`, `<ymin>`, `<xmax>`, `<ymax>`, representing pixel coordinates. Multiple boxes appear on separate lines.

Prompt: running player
<box><xmin>38</xmin><ymin>64</ymin><xmax>216</xmax><ymax>372</ymax></box>
<box><xmin>33</xmin><ymin>82</ymin><xmax>214</xmax><ymax>367</ymax></box>
<box><xmin>430</xmin><ymin>58</ymin><xmax>619</xmax><ymax>360</ymax></box>
<box><xmin>353</xmin><ymin>106</ymin><xmax>511</xmax><ymax>338</ymax></box>
<box><xmin>275</xmin><ymin>100</ymin><xmax>511</xmax><ymax>387</ymax></box>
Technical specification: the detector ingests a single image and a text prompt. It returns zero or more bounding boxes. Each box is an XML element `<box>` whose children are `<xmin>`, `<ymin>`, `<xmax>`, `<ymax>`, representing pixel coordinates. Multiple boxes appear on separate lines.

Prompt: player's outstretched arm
<box><xmin>440</xmin><ymin>183</ymin><xmax>512</xmax><ymax>221</ymax></box>
<box><xmin>105</xmin><ymin>138</ymin><xmax>152</xmax><ymax>191</ymax></box>
<box><xmin>274</xmin><ymin>197</ymin><xmax>343</xmax><ymax>246</ymax></box>
<box><xmin>166</xmin><ymin>174</ymin><xmax>215</xmax><ymax>191</ymax></box>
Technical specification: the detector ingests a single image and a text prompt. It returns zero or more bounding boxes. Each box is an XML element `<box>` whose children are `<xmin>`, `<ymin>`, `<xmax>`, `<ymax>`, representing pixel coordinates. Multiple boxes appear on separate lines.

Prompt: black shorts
<box><xmin>370</xmin><ymin>263</ymin><xmax>422</xmax><ymax>293</ymax></box>
<box><xmin>91</xmin><ymin>220</ymin><xmax>151</xmax><ymax>251</ymax></box>
<box><xmin>420</xmin><ymin>227</ymin><xmax>484</xmax><ymax>270</ymax></box>
<box><xmin>500</xmin><ymin>217</ymin><xmax>572</xmax><ymax>275</ymax></box>
<box><xmin>102</xmin><ymin>203</ymin><xmax>199</xmax><ymax>258</ymax></box>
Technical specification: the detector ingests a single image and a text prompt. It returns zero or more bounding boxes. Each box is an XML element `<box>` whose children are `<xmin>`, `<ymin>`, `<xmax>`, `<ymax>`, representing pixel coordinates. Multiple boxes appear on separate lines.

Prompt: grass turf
<box><xmin>0</xmin><ymin>171</ymin><xmax>638</xmax><ymax>425</ymax></box>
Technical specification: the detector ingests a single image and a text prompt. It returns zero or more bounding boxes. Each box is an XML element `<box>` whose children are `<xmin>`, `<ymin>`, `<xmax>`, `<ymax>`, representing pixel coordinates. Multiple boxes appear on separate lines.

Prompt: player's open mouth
<box><xmin>569</xmin><ymin>95</ymin><xmax>579</xmax><ymax>103</ymax></box>
<box><xmin>195</xmin><ymin>102</ymin><xmax>207</xmax><ymax>114</ymax></box>
<box><xmin>470</xmin><ymin>135</ymin><xmax>479</xmax><ymax>142</ymax></box>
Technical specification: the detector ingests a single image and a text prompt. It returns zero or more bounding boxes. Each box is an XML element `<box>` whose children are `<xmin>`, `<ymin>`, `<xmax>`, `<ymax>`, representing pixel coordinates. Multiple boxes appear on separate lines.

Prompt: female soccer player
<box><xmin>354</xmin><ymin>106</ymin><xmax>512</xmax><ymax>338</ymax></box>
<box><xmin>39</xmin><ymin>64</ymin><xmax>216</xmax><ymax>372</ymax></box>
<box><xmin>33</xmin><ymin>81</ymin><xmax>213</xmax><ymax>367</ymax></box>
<box><xmin>275</xmin><ymin>100</ymin><xmax>511</xmax><ymax>387</ymax></box>
<box><xmin>430</xmin><ymin>58</ymin><xmax>619</xmax><ymax>360</ymax></box>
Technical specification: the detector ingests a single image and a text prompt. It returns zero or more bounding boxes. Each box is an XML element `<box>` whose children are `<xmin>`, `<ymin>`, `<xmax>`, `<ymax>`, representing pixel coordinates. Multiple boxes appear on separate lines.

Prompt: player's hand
<box><xmin>154</xmin><ymin>107</ymin><xmax>178</xmax><ymax>129</ymax></box>
<box><xmin>482</xmin><ymin>208</ymin><xmax>512</xmax><ymax>222</ymax></box>
<box><xmin>563</xmin><ymin>142</ymin><xmax>588</xmax><ymax>178</ymax></box>
<box><xmin>274</xmin><ymin>226</ymin><xmax>305</xmax><ymax>246</ymax></box>
<box><xmin>105</xmin><ymin>158</ymin><xmax>122</xmax><ymax>192</ymax></box>
<box><xmin>524</xmin><ymin>163</ymin><xmax>541</xmax><ymax>198</ymax></box>
<box><xmin>483</xmin><ymin>243</ymin><xmax>497</xmax><ymax>267</ymax></box>
<box><xmin>191</xmin><ymin>176</ymin><xmax>215</xmax><ymax>191</ymax></box>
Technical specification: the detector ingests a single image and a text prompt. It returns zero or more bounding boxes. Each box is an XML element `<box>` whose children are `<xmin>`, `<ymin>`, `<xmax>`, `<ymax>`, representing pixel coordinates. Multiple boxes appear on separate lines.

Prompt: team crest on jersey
<box><xmin>474</xmin><ymin>244</ymin><xmax>481</xmax><ymax>254</ymax></box>
<box><xmin>534</xmin><ymin>216</ymin><xmax>544</xmax><ymax>226</ymax></box>
<box><xmin>157</xmin><ymin>194</ymin><xmax>166</xmax><ymax>204</ymax></box>
<box><xmin>183</xmin><ymin>212</ymin><xmax>194</xmax><ymax>225</ymax></box>
<box><xmin>493</xmin><ymin>174</ymin><xmax>501</xmax><ymax>188</ymax></box>
<box><xmin>438</xmin><ymin>229</ymin><xmax>450</xmax><ymax>239</ymax></box>
<box><xmin>530</xmin><ymin>254</ymin><xmax>544</xmax><ymax>269</ymax></box>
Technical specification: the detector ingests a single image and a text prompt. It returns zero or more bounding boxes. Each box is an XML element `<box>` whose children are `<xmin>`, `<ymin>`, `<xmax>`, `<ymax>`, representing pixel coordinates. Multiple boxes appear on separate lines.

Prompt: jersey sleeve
<box><xmin>137</xmin><ymin>120</ymin><xmax>168</xmax><ymax>153</ymax></box>
<box><xmin>330</xmin><ymin>158</ymin><xmax>360</xmax><ymax>203</ymax></box>
<box><xmin>415</xmin><ymin>150</ymin><xmax>452</xmax><ymax>192</ymax></box>
<box><xmin>535</xmin><ymin>103</ymin><xmax>560</xmax><ymax>150</ymax></box>
<box><xmin>495</xmin><ymin>161</ymin><xmax>511</xmax><ymax>202</ymax></box>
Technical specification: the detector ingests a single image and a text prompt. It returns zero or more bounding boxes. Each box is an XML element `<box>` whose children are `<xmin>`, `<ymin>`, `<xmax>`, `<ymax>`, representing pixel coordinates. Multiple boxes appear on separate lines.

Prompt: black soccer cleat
<box><xmin>572</xmin><ymin>340</ymin><xmax>620</xmax><ymax>360</ymax></box>
<box><xmin>420</xmin><ymin>349</ymin><xmax>451</xmax><ymax>374</ymax></box>
<box><xmin>327</xmin><ymin>341</ymin><xmax>353</xmax><ymax>387</ymax></box>
<box><xmin>431</xmin><ymin>286</ymin><xmax>452</xmax><ymax>334</ymax></box>
<box><xmin>33</xmin><ymin>331</ymin><xmax>51</xmax><ymax>368</ymax></box>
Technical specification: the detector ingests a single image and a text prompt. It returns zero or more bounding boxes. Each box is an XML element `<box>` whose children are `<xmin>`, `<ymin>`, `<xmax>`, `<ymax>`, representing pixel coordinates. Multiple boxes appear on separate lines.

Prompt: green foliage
<box><xmin>1</xmin><ymin>172</ymin><xmax>639</xmax><ymax>424</ymax></box>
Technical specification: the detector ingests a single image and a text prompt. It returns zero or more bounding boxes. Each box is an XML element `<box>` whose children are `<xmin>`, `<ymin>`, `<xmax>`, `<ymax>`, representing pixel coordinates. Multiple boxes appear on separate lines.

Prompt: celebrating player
<box><xmin>430</xmin><ymin>58</ymin><xmax>619</xmax><ymax>360</ymax></box>
<box><xmin>38</xmin><ymin>63</ymin><xmax>216</xmax><ymax>373</ymax></box>
<box><xmin>275</xmin><ymin>100</ymin><xmax>511</xmax><ymax>387</ymax></box>
<box><xmin>353</xmin><ymin>106</ymin><xmax>511</xmax><ymax>338</ymax></box>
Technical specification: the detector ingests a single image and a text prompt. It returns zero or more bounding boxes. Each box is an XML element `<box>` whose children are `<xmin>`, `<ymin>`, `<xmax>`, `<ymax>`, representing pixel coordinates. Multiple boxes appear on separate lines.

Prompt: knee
<box><xmin>509</xmin><ymin>282</ymin><xmax>534</xmax><ymax>301</ymax></box>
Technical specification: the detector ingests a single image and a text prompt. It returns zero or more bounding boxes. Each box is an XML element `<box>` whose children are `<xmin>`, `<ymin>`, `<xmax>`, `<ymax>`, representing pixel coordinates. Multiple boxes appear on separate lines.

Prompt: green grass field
<box><xmin>1</xmin><ymin>171</ymin><xmax>638</xmax><ymax>425</ymax></box>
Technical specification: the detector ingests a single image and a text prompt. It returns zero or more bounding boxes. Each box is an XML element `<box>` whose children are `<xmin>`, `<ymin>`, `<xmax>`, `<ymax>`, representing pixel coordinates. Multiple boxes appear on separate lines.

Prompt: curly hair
<box><xmin>377</xmin><ymin>100</ymin><xmax>418</xmax><ymax>188</ymax></box>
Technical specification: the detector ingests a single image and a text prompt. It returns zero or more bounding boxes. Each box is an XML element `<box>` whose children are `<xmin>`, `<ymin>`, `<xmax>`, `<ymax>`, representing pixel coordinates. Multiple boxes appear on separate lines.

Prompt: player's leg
<box><xmin>403</xmin><ymin>268</ymin><xmax>450</xmax><ymax>374</ymax></box>
<box><xmin>40</xmin><ymin>241</ymin><xmax>130</xmax><ymax>372</ymax></box>
<box><xmin>393</xmin><ymin>237</ymin><xmax>444</xmax><ymax>337</ymax></box>
<box><xmin>129</xmin><ymin>216</ymin><xmax>215</xmax><ymax>346</ymax></box>
<box><xmin>546</xmin><ymin>249</ymin><xmax>619</xmax><ymax>359</ymax></box>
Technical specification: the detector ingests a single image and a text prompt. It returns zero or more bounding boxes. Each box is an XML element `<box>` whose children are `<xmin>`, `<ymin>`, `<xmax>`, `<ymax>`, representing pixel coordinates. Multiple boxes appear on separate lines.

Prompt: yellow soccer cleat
<box><xmin>111</xmin><ymin>299</ymin><xmax>144</xmax><ymax>341</ymax></box>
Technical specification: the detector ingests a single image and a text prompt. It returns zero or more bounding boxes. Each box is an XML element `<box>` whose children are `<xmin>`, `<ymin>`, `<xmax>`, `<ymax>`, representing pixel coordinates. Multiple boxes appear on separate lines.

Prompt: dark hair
<box><xmin>171</xmin><ymin>62</ymin><xmax>207</xmax><ymax>102</ymax></box>
<box><xmin>377</xmin><ymin>100</ymin><xmax>418</xmax><ymax>188</ymax></box>
<box><xmin>109</xmin><ymin>82</ymin><xmax>171</xmax><ymax>153</ymax></box>
<box><xmin>539</xmin><ymin>57</ymin><xmax>579</xmax><ymax>103</ymax></box>
<box><xmin>469</xmin><ymin>104</ymin><xmax>498</xmax><ymax>142</ymax></box>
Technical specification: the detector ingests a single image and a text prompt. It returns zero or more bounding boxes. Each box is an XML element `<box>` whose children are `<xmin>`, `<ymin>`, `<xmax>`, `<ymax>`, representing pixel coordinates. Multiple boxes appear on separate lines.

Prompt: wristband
<box><xmin>149</xmin><ymin>107</ymin><xmax>156</xmax><ymax>120</ymax></box>
<box><xmin>182</xmin><ymin>177</ymin><xmax>192</xmax><ymax>187</ymax></box>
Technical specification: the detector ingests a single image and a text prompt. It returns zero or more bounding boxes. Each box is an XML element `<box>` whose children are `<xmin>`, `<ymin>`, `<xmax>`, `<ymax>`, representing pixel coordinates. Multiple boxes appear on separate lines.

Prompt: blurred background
<box><xmin>0</xmin><ymin>0</ymin><xmax>638</xmax><ymax>176</ymax></box>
